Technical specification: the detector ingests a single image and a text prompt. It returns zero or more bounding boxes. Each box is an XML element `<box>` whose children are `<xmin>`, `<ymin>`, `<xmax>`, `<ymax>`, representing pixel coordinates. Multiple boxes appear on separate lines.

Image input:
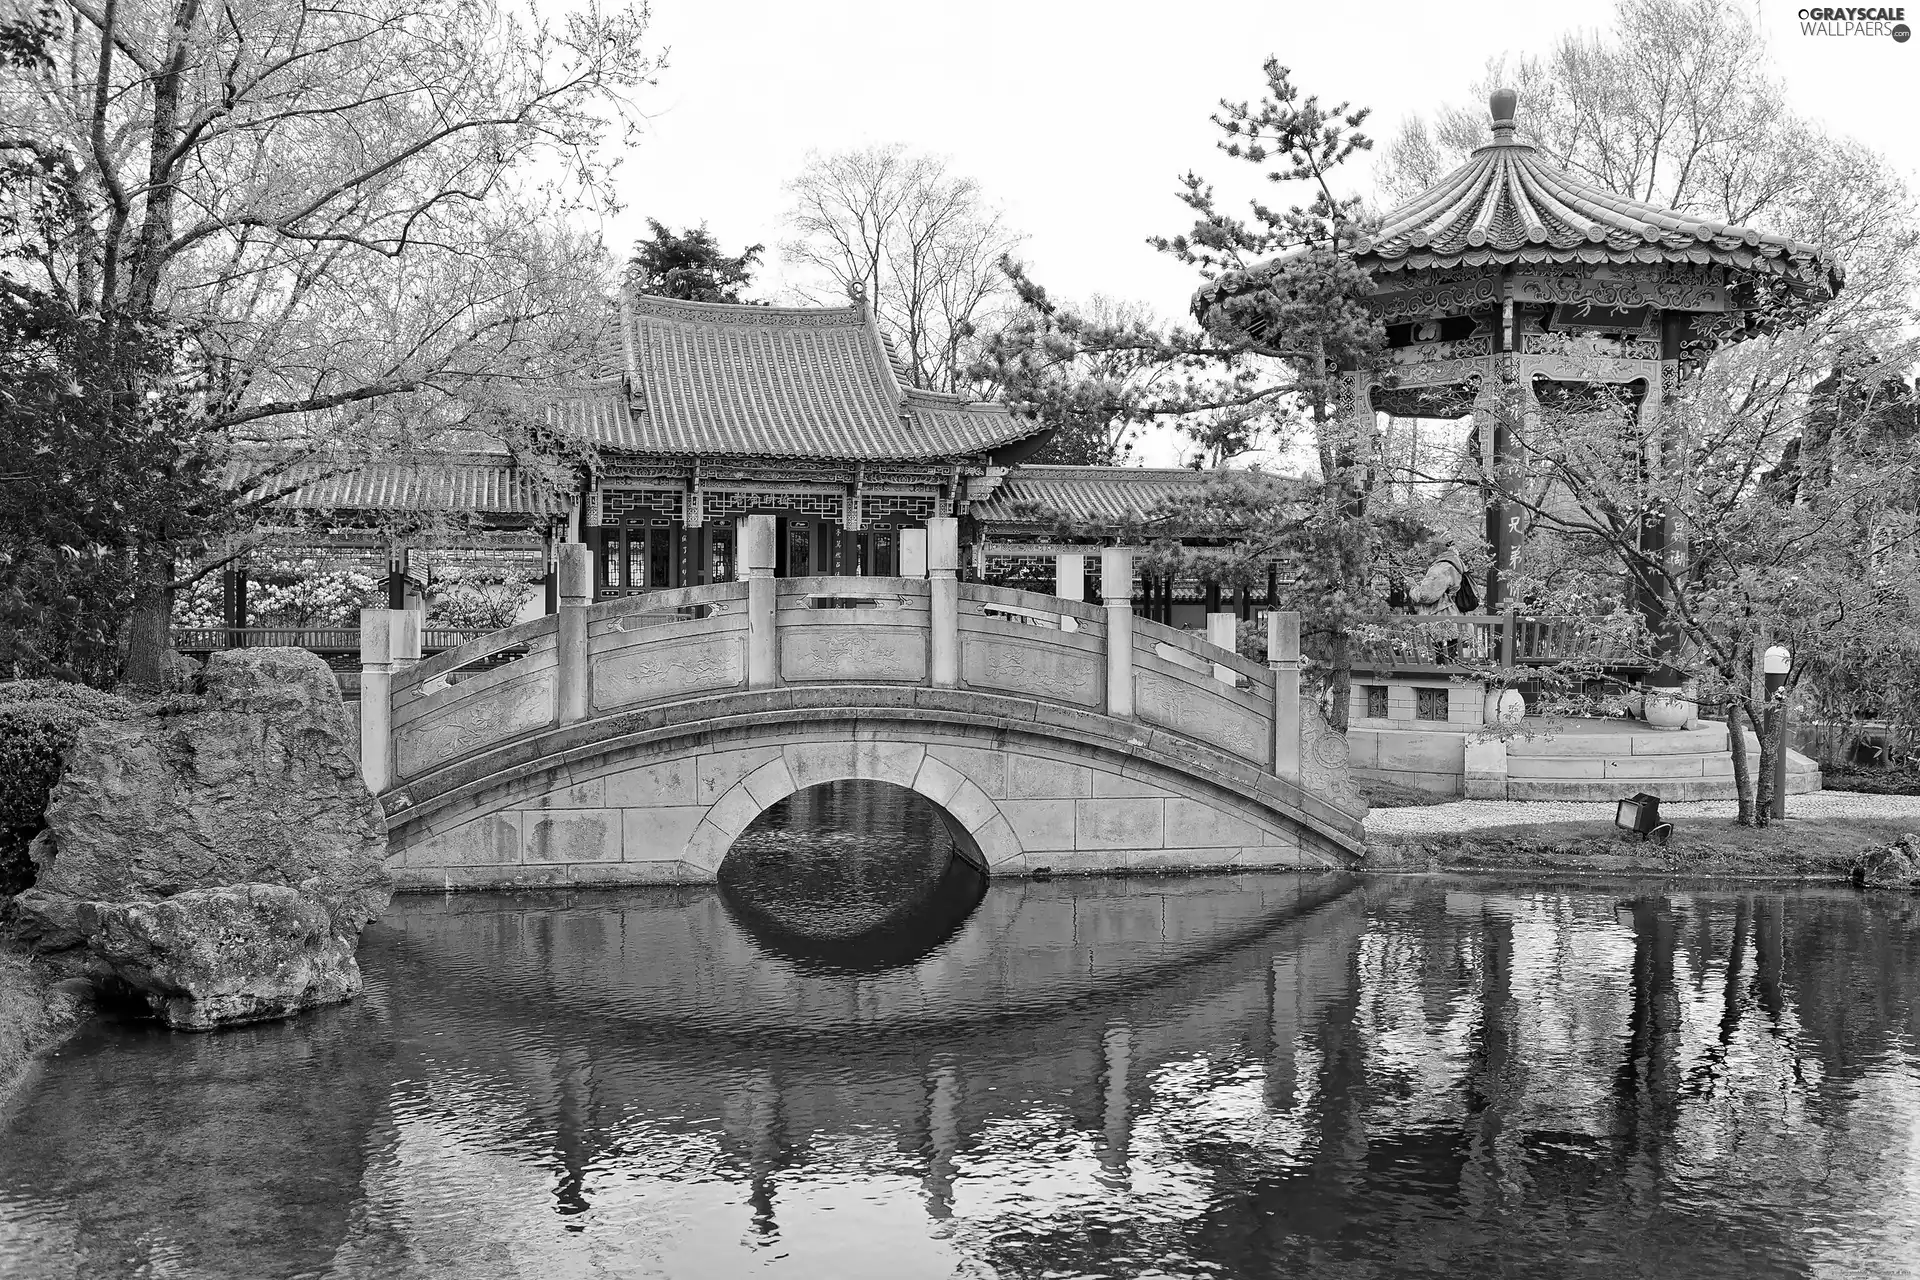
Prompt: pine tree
<box><xmin>626</xmin><ymin>221</ymin><xmax>763</xmax><ymax>303</ymax></box>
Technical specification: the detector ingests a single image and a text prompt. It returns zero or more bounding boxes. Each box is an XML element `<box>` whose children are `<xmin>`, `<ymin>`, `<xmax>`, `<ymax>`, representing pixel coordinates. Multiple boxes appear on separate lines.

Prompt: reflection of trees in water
<box><xmin>1107</xmin><ymin>887</ymin><xmax>1920</xmax><ymax>1280</ymax></box>
<box><xmin>5</xmin><ymin>883</ymin><xmax>1918</xmax><ymax>1279</ymax></box>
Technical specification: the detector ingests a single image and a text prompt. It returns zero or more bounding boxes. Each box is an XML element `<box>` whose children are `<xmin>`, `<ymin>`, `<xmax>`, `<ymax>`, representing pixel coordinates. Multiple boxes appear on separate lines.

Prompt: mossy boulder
<box><xmin>11</xmin><ymin>650</ymin><xmax>389</xmax><ymax>1029</ymax></box>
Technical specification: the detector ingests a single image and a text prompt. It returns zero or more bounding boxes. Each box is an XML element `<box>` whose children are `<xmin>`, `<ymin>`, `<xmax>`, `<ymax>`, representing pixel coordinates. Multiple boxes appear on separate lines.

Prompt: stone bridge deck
<box><xmin>359</xmin><ymin>520</ymin><xmax>1366</xmax><ymax>888</ymax></box>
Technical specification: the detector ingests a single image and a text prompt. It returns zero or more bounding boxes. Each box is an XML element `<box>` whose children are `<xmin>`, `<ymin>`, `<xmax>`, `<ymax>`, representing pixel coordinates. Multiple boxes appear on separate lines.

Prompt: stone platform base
<box><xmin>1354</xmin><ymin>717</ymin><xmax>1821</xmax><ymax>802</ymax></box>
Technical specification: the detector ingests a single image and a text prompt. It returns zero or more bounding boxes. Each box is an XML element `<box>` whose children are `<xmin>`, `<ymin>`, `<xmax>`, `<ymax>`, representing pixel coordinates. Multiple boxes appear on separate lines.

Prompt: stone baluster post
<box><xmin>1268</xmin><ymin>610</ymin><xmax>1301</xmax><ymax>784</ymax></box>
<box><xmin>556</xmin><ymin>543</ymin><xmax>591</xmax><ymax>724</ymax></box>
<box><xmin>1102</xmin><ymin>547</ymin><xmax>1134</xmax><ymax>718</ymax></box>
<box><xmin>927</xmin><ymin>517</ymin><xmax>959</xmax><ymax>689</ymax></box>
<box><xmin>1055</xmin><ymin>552</ymin><xmax>1084</xmax><ymax>633</ymax></box>
<box><xmin>389</xmin><ymin>607</ymin><xmax>422</xmax><ymax>687</ymax></box>
<box><xmin>741</xmin><ymin>514</ymin><xmax>778</xmax><ymax>690</ymax></box>
<box><xmin>358</xmin><ymin>608</ymin><xmax>397</xmax><ymax>793</ymax></box>
<box><xmin>900</xmin><ymin>527</ymin><xmax>929</xmax><ymax>579</ymax></box>
<box><xmin>1207</xmin><ymin>612</ymin><xmax>1237</xmax><ymax>685</ymax></box>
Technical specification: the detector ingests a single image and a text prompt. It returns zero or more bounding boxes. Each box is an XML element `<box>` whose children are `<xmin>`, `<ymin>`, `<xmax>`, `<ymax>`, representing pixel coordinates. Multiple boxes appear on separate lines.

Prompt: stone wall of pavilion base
<box><xmin>1350</xmin><ymin>717</ymin><xmax>1825</xmax><ymax>802</ymax></box>
<box><xmin>381</xmin><ymin>692</ymin><xmax>1362</xmax><ymax>890</ymax></box>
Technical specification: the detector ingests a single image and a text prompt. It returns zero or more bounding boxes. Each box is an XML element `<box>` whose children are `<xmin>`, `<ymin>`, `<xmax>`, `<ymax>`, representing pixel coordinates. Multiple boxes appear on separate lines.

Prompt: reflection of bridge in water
<box><xmin>6</xmin><ymin>882</ymin><xmax>1918</xmax><ymax>1278</ymax></box>
<box><xmin>360</xmin><ymin>518</ymin><xmax>1367</xmax><ymax>889</ymax></box>
<box><xmin>372</xmin><ymin>872</ymin><xmax>1374</xmax><ymax>1222</ymax></box>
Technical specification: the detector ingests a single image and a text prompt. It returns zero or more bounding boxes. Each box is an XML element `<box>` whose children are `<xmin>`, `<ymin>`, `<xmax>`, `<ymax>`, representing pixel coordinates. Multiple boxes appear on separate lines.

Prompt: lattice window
<box><xmin>862</xmin><ymin>493</ymin><xmax>938</xmax><ymax>523</ymax></box>
<box><xmin>1366</xmin><ymin>685</ymin><xmax>1389</xmax><ymax>719</ymax></box>
<box><xmin>414</xmin><ymin>547</ymin><xmax>545</xmax><ymax>575</ymax></box>
<box><xmin>600</xmin><ymin>488</ymin><xmax>684</xmax><ymax>522</ymax></box>
<box><xmin>704</xmin><ymin>490</ymin><xmax>843</xmax><ymax>517</ymax></box>
<box><xmin>983</xmin><ymin>554</ymin><xmax>1056</xmax><ymax>591</ymax></box>
<box><xmin>1415</xmin><ymin>688</ymin><xmax>1449</xmax><ymax>721</ymax></box>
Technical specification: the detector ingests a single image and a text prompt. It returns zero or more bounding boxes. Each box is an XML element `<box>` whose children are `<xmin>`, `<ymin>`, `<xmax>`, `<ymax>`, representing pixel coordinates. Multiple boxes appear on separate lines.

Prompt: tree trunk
<box><xmin>1754</xmin><ymin>699</ymin><xmax>1780</xmax><ymax>827</ymax></box>
<box><xmin>121</xmin><ymin>552</ymin><xmax>174</xmax><ymax>693</ymax></box>
<box><xmin>1727</xmin><ymin>698</ymin><xmax>1757</xmax><ymax>827</ymax></box>
<box><xmin>1329</xmin><ymin>630</ymin><xmax>1352</xmax><ymax>733</ymax></box>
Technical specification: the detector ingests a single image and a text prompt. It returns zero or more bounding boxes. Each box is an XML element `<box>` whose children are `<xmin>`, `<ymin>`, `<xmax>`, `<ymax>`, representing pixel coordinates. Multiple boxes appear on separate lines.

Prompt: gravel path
<box><xmin>1365</xmin><ymin>791</ymin><xmax>1920</xmax><ymax>836</ymax></box>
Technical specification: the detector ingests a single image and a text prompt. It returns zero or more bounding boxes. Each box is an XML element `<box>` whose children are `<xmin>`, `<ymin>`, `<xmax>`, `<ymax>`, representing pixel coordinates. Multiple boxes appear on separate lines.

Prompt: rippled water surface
<box><xmin>3</xmin><ymin>782</ymin><xmax>1919</xmax><ymax>1279</ymax></box>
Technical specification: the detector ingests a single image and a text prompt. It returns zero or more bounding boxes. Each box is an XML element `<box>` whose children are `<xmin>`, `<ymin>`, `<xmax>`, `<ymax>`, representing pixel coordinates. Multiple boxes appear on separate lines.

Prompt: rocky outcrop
<box><xmin>1853</xmin><ymin>833</ymin><xmax>1920</xmax><ymax>890</ymax></box>
<box><xmin>12</xmin><ymin>649</ymin><xmax>389</xmax><ymax>1030</ymax></box>
<box><xmin>0</xmin><ymin>944</ymin><xmax>95</xmax><ymax>1107</ymax></box>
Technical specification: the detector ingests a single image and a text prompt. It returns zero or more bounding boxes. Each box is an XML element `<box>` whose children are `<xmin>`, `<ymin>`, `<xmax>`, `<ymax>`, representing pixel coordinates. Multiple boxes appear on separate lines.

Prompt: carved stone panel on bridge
<box><xmin>1298</xmin><ymin>704</ymin><xmax>1366</xmax><ymax>815</ymax></box>
<box><xmin>1135</xmin><ymin>670</ymin><xmax>1270</xmax><ymax>766</ymax></box>
<box><xmin>779</xmin><ymin>627</ymin><xmax>927</xmax><ymax>683</ymax></box>
<box><xmin>593</xmin><ymin>634</ymin><xmax>746</xmax><ymax>712</ymax></box>
<box><xmin>961</xmin><ymin>636</ymin><xmax>1101</xmax><ymax>707</ymax></box>
<box><xmin>394</xmin><ymin>672</ymin><xmax>555</xmax><ymax>779</ymax></box>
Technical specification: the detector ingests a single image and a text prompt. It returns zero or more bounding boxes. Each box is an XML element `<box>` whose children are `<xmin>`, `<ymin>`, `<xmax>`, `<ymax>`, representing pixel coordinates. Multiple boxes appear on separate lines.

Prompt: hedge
<box><xmin>0</xmin><ymin>682</ymin><xmax>136</xmax><ymax>897</ymax></box>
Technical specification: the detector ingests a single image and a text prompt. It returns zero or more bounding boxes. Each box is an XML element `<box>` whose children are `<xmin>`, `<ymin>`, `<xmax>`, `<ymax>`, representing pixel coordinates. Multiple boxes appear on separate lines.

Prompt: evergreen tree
<box><xmin>626</xmin><ymin>220</ymin><xmax>762</xmax><ymax>303</ymax></box>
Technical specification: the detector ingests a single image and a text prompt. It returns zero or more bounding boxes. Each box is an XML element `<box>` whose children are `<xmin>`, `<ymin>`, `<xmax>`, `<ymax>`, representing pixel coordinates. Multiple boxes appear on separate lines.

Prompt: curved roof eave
<box><xmin>1193</xmin><ymin>89</ymin><xmax>1843</xmax><ymax>326</ymax></box>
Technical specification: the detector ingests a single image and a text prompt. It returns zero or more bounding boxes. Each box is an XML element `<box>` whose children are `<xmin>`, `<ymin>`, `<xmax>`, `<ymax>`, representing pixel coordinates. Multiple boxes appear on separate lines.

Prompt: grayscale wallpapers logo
<box><xmin>1797</xmin><ymin>6</ymin><xmax>1910</xmax><ymax>37</ymax></box>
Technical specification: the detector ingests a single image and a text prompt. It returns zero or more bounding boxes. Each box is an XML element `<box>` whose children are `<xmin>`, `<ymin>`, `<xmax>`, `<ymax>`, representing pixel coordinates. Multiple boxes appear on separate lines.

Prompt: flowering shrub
<box><xmin>427</xmin><ymin>571</ymin><xmax>538</xmax><ymax>631</ymax></box>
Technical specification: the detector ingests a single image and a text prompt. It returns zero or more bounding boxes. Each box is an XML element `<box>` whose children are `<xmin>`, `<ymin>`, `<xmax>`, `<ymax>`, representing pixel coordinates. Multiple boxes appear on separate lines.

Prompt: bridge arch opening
<box><xmin>717</xmin><ymin>779</ymin><xmax>989</xmax><ymax>971</ymax></box>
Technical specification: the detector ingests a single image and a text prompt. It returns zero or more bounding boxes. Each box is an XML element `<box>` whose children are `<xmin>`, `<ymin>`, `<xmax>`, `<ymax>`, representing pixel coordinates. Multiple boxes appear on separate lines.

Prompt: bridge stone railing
<box><xmin>359</xmin><ymin>516</ymin><xmax>1308</xmax><ymax>797</ymax></box>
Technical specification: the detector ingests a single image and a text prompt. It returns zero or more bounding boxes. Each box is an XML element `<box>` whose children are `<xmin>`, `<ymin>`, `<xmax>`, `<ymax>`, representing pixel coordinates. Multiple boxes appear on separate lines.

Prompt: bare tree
<box><xmin>781</xmin><ymin>144</ymin><xmax>1023</xmax><ymax>393</ymax></box>
<box><xmin>0</xmin><ymin>0</ymin><xmax>659</xmax><ymax>687</ymax></box>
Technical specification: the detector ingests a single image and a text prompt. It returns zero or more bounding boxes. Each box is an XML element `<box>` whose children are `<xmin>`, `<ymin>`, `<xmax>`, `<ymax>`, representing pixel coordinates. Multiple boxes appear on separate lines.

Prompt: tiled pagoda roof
<box><xmin>1195</xmin><ymin>89</ymin><xmax>1841</xmax><ymax>321</ymax></box>
<box><xmin>550</xmin><ymin>294</ymin><xmax>1045</xmax><ymax>462</ymax></box>
<box><xmin>245</xmin><ymin>452</ymin><xmax>566</xmax><ymax>519</ymax></box>
<box><xmin>976</xmin><ymin>465</ymin><xmax>1302</xmax><ymax>529</ymax></box>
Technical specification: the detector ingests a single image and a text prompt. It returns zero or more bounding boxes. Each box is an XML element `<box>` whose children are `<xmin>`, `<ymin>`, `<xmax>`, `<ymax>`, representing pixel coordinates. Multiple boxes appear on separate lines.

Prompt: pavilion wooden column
<box><xmin>1102</xmin><ymin>547</ymin><xmax>1134</xmax><ymax>718</ymax></box>
<box><xmin>221</xmin><ymin>566</ymin><xmax>248</xmax><ymax>647</ymax></box>
<box><xmin>927</xmin><ymin>517</ymin><xmax>959</xmax><ymax>688</ymax></box>
<box><xmin>386</xmin><ymin>545</ymin><xmax>409</xmax><ymax>610</ymax></box>
<box><xmin>556</xmin><ymin>544</ymin><xmax>591</xmax><ymax>725</ymax></box>
<box><xmin>1268</xmin><ymin>610</ymin><xmax>1301</xmax><ymax>785</ymax></box>
<box><xmin>741</xmin><ymin>514</ymin><xmax>777</xmax><ymax>689</ymax></box>
<box><xmin>542</xmin><ymin>528</ymin><xmax>558</xmax><ymax>615</ymax></box>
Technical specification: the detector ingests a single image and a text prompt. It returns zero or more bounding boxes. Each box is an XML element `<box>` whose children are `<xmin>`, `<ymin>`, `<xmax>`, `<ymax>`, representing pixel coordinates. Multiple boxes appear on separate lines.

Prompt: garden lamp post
<box><xmin>1765</xmin><ymin>645</ymin><xmax>1791</xmax><ymax>818</ymax></box>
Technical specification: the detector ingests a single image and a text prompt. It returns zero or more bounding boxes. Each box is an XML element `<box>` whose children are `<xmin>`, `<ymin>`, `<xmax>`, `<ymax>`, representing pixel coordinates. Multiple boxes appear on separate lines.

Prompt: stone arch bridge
<box><xmin>361</xmin><ymin>520</ymin><xmax>1366</xmax><ymax>888</ymax></box>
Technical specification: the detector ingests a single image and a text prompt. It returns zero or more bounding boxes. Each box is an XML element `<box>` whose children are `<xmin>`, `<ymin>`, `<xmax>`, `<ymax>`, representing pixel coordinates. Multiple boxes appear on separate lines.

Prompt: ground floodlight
<box><xmin>1614</xmin><ymin>792</ymin><xmax>1673</xmax><ymax>845</ymax></box>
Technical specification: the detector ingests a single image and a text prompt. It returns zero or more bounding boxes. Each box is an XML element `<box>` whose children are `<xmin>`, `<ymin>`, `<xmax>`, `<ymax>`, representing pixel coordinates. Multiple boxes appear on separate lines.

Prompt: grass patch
<box><xmin>1357</xmin><ymin>778</ymin><xmax>1455</xmax><ymax>809</ymax></box>
<box><xmin>1365</xmin><ymin>815</ymin><xmax>1914</xmax><ymax>879</ymax></box>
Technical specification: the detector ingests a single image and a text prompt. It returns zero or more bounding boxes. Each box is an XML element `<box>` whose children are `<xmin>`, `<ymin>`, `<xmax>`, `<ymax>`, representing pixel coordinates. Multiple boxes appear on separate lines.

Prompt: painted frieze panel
<box><xmin>780</xmin><ymin>626</ymin><xmax>927</xmax><ymax>683</ymax></box>
<box><xmin>961</xmin><ymin>635</ymin><xmax>1101</xmax><ymax>707</ymax></box>
<box><xmin>593</xmin><ymin>634</ymin><xmax>747</xmax><ymax>711</ymax></box>
<box><xmin>1509</xmin><ymin>268</ymin><xmax>1727</xmax><ymax>313</ymax></box>
<box><xmin>1135</xmin><ymin>670</ymin><xmax>1270</xmax><ymax>766</ymax></box>
<box><xmin>1384</xmin><ymin>335</ymin><xmax>1495</xmax><ymax>368</ymax></box>
<box><xmin>394</xmin><ymin>672</ymin><xmax>555</xmax><ymax>779</ymax></box>
<box><xmin>1367</xmin><ymin>273</ymin><xmax>1502</xmax><ymax>321</ymax></box>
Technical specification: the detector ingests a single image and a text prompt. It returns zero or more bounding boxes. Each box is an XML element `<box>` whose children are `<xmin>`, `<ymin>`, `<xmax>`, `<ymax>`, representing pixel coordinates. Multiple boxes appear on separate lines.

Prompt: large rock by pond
<box><xmin>11</xmin><ymin>649</ymin><xmax>389</xmax><ymax>1030</ymax></box>
<box><xmin>1854</xmin><ymin>833</ymin><xmax>1920</xmax><ymax>890</ymax></box>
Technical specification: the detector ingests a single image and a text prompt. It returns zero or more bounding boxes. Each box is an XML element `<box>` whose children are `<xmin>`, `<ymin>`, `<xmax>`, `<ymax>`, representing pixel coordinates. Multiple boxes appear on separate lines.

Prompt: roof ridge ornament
<box><xmin>1489</xmin><ymin>87</ymin><xmax>1519</xmax><ymax>143</ymax></box>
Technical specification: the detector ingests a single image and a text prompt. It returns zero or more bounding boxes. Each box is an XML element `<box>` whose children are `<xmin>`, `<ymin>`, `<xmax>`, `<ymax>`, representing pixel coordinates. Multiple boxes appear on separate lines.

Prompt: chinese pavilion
<box><xmin>213</xmin><ymin>287</ymin><xmax>1291</xmax><ymax>645</ymax></box>
<box><xmin>1193</xmin><ymin>87</ymin><xmax>1843</xmax><ymax>617</ymax></box>
<box><xmin>543</xmin><ymin>291</ymin><xmax>1052</xmax><ymax>596</ymax></box>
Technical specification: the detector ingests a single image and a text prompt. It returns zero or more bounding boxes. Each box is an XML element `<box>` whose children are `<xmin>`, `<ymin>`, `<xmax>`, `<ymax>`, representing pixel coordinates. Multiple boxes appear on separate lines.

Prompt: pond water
<box><xmin>3</xmin><ymin>781</ymin><xmax>1919</xmax><ymax>1279</ymax></box>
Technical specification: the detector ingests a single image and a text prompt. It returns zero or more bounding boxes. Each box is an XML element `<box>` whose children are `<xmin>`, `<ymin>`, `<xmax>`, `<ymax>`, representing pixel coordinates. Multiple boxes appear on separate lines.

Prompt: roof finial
<box><xmin>1490</xmin><ymin>88</ymin><xmax>1518</xmax><ymax>141</ymax></box>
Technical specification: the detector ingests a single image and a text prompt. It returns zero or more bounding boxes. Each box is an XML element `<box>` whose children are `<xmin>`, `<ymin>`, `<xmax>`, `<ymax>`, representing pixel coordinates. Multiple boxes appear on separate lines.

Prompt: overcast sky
<box><xmin>598</xmin><ymin>0</ymin><xmax>1918</xmax><ymax>463</ymax></box>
